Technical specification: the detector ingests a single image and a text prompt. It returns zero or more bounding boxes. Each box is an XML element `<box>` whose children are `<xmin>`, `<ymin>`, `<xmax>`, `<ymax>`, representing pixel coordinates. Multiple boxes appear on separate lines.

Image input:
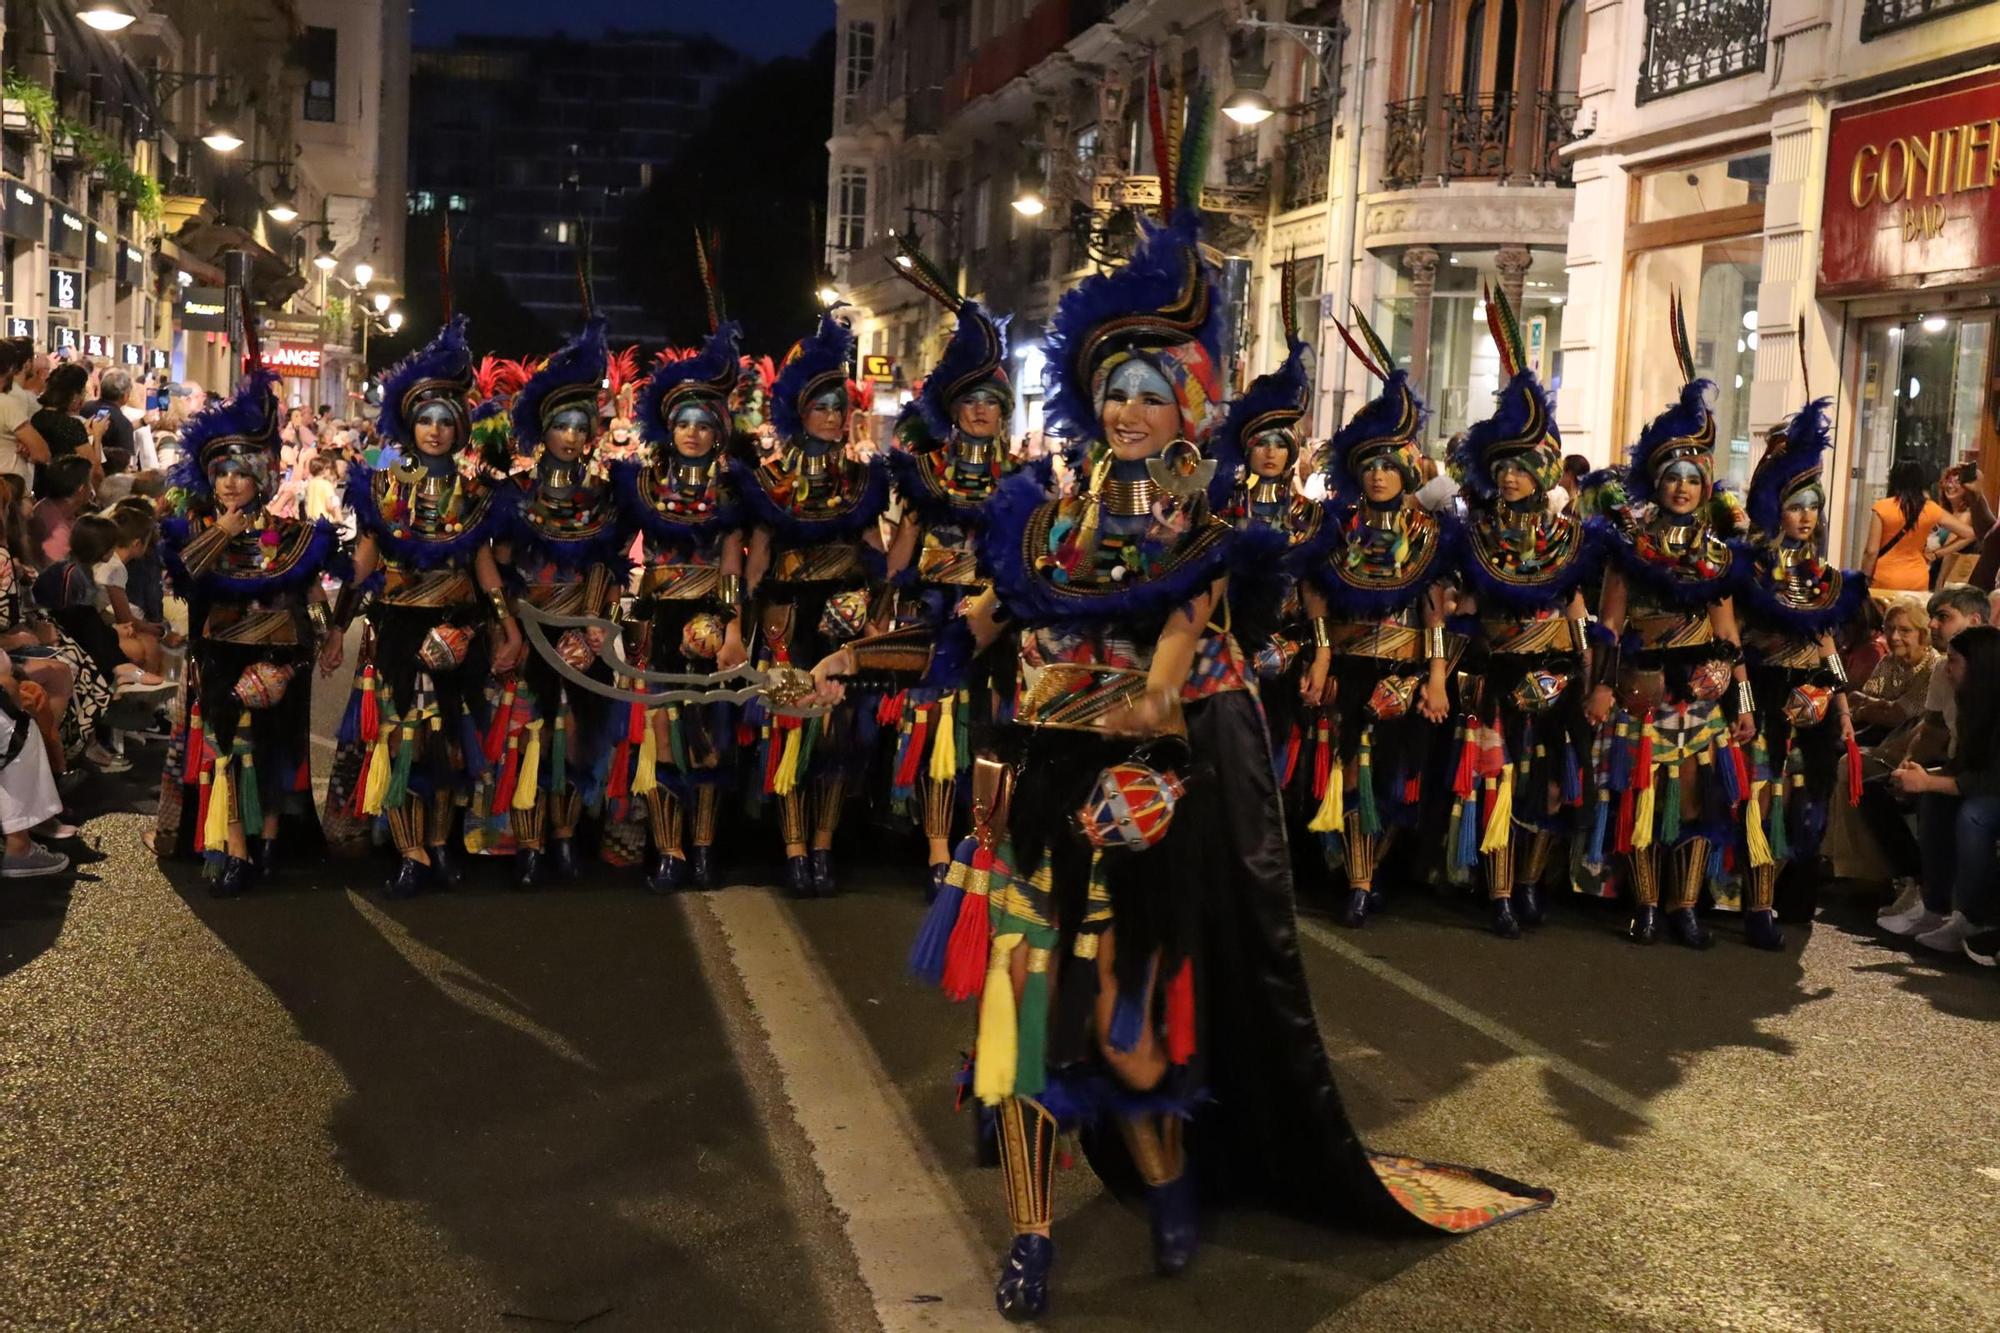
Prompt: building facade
<box><xmin>823</xmin><ymin>0</ymin><xmax>1585</xmax><ymax>452</ymax></box>
<box><xmin>0</xmin><ymin>0</ymin><xmax>405</xmax><ymax>410</ymax></box>
<box><xmin>407</xmin><ymin>31</ymin><xmax>748</xmax><ymax>347</ymax></box>
<box><xmin>1562</xmin><ymin>0</ymin><xmax>2000</xmax><ymax>562</ymax></box>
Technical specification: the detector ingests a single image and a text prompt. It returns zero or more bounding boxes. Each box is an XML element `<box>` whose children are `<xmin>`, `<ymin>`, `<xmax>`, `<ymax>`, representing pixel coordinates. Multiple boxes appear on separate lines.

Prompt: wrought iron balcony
<box><xmin>1637</xmin><ymin>0</ymin><xmax>1768</xmax><ymax>104</ymax></box>
<box><xmin>1278</xmin><ymin>98</ymin><xmax>1334</xmax><ymax>212</ymax></box>
<box><xmin>1379</xmin><ymin>93</ymin><xmax>1583</xmax><ymax>191</ymax></box>
<box><xmin>1860</xmin><ymin>0</ymin><xmax>1995</xmax><ymax>40</ymax></box>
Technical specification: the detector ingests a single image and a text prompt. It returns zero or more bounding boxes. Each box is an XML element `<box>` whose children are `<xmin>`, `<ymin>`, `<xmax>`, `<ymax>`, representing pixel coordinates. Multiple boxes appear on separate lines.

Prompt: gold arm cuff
<box><xmin>1311</xmin><ymin>616</ymin><xmax>1332</xmax><ymax>649</ymax></box>
<box><xmin>1425</xmin><ymin>625</ymin><xmax>1448</xmax><ymax>662</ymax></box>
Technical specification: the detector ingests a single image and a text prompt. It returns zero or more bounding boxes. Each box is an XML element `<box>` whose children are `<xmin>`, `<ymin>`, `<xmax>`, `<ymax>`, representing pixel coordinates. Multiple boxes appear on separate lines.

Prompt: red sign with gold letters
<box><xmin>1820</xmin><ymin>67</ymin><xmax>2000</xmax><ymax>295</ymax></box>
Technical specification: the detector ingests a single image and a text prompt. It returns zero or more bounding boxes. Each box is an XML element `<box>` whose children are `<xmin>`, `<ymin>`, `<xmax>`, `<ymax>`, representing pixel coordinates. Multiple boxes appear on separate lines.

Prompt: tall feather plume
<box><xmin>891</xmin><ymin>232</ymin><xmax>965</xmax><ymax>313</ymax></box>
<box><xmin>1484</xmin><ymin>284</ymin><xmax>1523</xmax><ymax>378</ymax></box>
<box><xmin>1147</xmin><ymin>62</ymin><xmax>1171</xmax><ymax>220</ymax></box>
<box><xmin>695</xmin><ymin>227</ymin><xmax>723</xmax><ymax>334</ymax></box>
<box><xmin>1350</xmin><ymin>303</ymin><xmax>1394</xmax><ymax>377</ymax></box>
<box><xmin>1669</xmin><ymin>289</ymin><xmax>1696</xmax><ymax>384</ymax></box>
<box><xmin>1175</xmin><ymin>80</ymin><xmax>1212</xmax><ymax>219</ymax></box>
<box><xmin>1797</xmin><ymin>314</ymin><xmax>1809</xmax><ymax>399</ymax></box>
<box><xmin>1279</xmin><ymin>253</ymin><xmax>1300</xmax><ymax>345</ymax></box>
<box><xmin>1334</xmin><ymin>310</ymin><xmax>1387</xmax><ymax>383</ymax></box>
<box><xmin>575</xmin><ymin>218</ymin><xmax>594</xmax><ymax>319</ymax></box>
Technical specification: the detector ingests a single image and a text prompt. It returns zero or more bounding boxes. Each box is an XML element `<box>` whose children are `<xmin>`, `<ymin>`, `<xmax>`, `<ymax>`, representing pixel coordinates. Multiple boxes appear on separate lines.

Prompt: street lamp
<box><xmin>201</xmin><ymin>101</ymin><xmax>245</xmax><ymax>154</ymax></box>
<box><xmin>77</xmin><ymin>2</ymin><xmax>136</xmax><ymax>32</ymax></box>
<box><xmin>386</xmin><ymin>311</ymin><xmax>403</xmax><ymax>332</ymax></box>
<box><xmin>1223</xmin><ymin>89</ymin><xmax>1275</xmax><ymax>126</ymax></box>
<box><xmin>372</xmin><ymin>290</ymin><xmax>392</xmax><ymax>315</ymax></box>
<box><xmin>312</xmin><ymin>235</ymin><xmax>338</xmax><ymax>272</ymax></box>
<box><xmin>266</xmin><ymin>178</ymin><xmax>299</xmax><ymax>224</ymax></box>
<box><xmin>1224</xmin><ymin>29</ymin><xmax>1276</xmax><ymax>126</ymax></box>
<box><xmin>816</xmin><ymin>283</ymin><xmax>842</xmax><ymax>306</ymax></box>
<box><xmin>353</xmin><ymin>261</ymin><xmax>374</xmax><ymax>287</ymax></box>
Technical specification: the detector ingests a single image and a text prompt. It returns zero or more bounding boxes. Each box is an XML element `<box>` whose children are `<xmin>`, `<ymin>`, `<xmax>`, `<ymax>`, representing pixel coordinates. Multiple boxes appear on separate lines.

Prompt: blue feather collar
<box><xmin>729</xmin><ymin>450</ymin><xmax>890</xmax><ymax>545</ymax></box>
<box><xmin>611</xmin><ymin>457</ymin><xmax>740</xmax><ymax>546</ymax></box>
<box><xmin>348</xmin><ymin>463</ymin><xmax>512</xmax><ymax>570</ymax></box>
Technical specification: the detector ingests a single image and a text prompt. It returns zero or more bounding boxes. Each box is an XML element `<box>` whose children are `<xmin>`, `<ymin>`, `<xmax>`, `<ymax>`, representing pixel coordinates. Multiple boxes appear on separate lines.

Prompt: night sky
<box><xmin>409</xmin><ymin>0</ymin><xmax>832</xmax><ymax>59</ymax></box>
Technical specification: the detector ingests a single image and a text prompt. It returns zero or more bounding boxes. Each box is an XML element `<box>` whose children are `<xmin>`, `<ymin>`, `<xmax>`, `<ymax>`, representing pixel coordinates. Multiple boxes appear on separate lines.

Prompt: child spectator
<box><xmin>303</xmin><ymin>455</ymin><xmax>341</xmax><ymax>524</ymax></box>
<box><xmin>92</xmin><ymin>508</ymin><xmax>166</xmax><ymax>673</ymax></box>
<box><xmin>94</xmin><ymin>445</ymin><xmax>135</xmax><ymax>506</ymax></box>
<box><xmin>1889</xmin><ymin>624</ymin><xmax>2000</xmax><ymax>955</ymax></box>
<box><xmin>110</xmin><ymin>497</ymin><xmax>166</xmax><ymax>625</ymax></box>
<box><xmin>32</xmin><ymin>513</ymin><xmax>166</xmax><ymax>693</ymax></box>
<box><xmin>28</xmin><ymin>456</ymin><xmax>93</xmax><ymax>565</ymax></box>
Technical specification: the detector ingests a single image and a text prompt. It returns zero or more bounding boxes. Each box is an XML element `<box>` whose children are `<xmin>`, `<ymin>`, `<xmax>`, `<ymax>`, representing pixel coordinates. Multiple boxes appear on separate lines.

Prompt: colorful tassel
<box><xmin>1014</xmin><ymin>950</ymin><xmax>1051</xmax><ymax>1098</ymax></box>
<box><xmin>1165</xmin><ymin>957</ymin><xmax>1195</xmax><ymax>1065</ymax></box>
<box><xmin>972</xmin><ymin>932</ymin><xmax>1024</xmax><ymax>1105</ymax></box>
<box><xmin>512</xmin><ymin>720</ymin><xmax>543</xmax><ymax>811</ymax></box>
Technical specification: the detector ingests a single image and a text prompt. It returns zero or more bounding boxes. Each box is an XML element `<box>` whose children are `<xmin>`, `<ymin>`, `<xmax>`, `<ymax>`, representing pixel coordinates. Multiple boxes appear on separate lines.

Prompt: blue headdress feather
<box><xmin>1747</xmin><ymin>397</ymin><xmax>1834</xmax><ymax>537</ymax></box>
<box><xmin>168</xmin><ymin>369</ymin><xmax>283</xmax><ymax>500</ymax></box>
<box><xmin>511</xmin><ymin>316</ymin><xmax>607</xmax><ymax>453</ymax></box>
<box><xmin>1324</xmin><ymin>309</ymin><xmax>1429</xmax><ymax>516</ymax></box>
<box><xmin>1208</xmin><ymin>335</ymin><xmax>1312</xmax><ymax>513</ymax></box>
<box><xmin>1042</xmin><ymin>211</ymin><xmax>1223</xmax><ymax>441</ymax></box>
<box><xmin>1451</xmin><ymin>369</ymin><xmax>1562</xmax><ymax>505</ymax></box>
<box><xmin>636</xmin><ymin>321</ymin><xmax>741</xmax><ymax>450</ymax></box>
<box><xmin>1625</xmin><ymin>378</ymin><xmax>1718</xmax><ymax>506</ymax></box>
<box><xmin>771</xmin><ymin>308</ymin><xmax>855</xmax><ymax>441</ymax></box>
<box><xmin>377</xmin><ymin>315</ymin><xmax>473</xmax><ymax>447</ymax></box>
<box><xmin>917</xmin><ymin>300</ymin><xmax>1010</xmax><ymax>438</ymax></box>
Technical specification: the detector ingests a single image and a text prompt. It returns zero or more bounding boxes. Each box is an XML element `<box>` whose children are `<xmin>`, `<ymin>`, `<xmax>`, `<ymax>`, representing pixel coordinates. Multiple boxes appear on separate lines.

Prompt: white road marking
<box><xmin>690</xmin><ymin>887</ymin><xmax>1011</xmax><ymax>1333</ymax></box>
<box><xmin>1295</xmin><ymin>916</ymin><xmax>1999</xmax><ymax>1313</ymax></box>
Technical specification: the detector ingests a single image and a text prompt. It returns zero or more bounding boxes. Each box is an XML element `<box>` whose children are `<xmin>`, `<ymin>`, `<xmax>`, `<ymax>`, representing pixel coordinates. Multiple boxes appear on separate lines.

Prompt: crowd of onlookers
<box><xmin>0</xmin><ymin>337</ymin><xmax>377</xmax><ymax>881</ymax></box>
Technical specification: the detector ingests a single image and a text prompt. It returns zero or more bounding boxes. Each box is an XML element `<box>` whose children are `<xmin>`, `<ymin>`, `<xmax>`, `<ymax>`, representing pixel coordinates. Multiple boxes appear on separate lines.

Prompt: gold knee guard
<box><xmin>1342</xmin><ymin>811</ymin><xmax>1385</xmax><ymax>889</ymax></box>
<box><xmin>779</xmin><ymin>790</ymin><xmax>808</xmax><ymax>847</ymax></box>
<box><xmin>1517</xmin><ymin>827</ymin><xmax>1557</xmax><ymax>892</ymax></box>
<box><xmin>814</xmin><ymin>774</ymin><xmax>846</xmax><ymax>839</ymax></box>
<box><xmin>429</xmin><ymin>789</ymin><xmax>455</xmax><ymax>849</ymax></box>
<box><xmin>387</xmin><ymin>797</ymin><xmax>426</xmax><ymax>858</ymax></box>
<box><xmin>551</xmin><ymin>789</ymin><xmax>583</xmax><ymax>839</ymax></box>
<box><xmin>921</xmin><ymin>775</ymin><xmax>955</xmax><ymax>843</ymax></box>
<box><xmin>1483</xmin><ymin>835</ymin><xmax>1515</xmax><ymax>901</ymax></box>
<box><xmin>1627</xmin><ymin>848</ymin><xmax>1659</xmax><ymax>906</ymax></box>
<box><xmin>646</xmin><ymin>788</ymin><xmax>684</xmax><ymax>857</ymax></box>
<box><xmin>997</xmin><ymin>1096</ymin><xmax>1059</xmax><ymax>1234</ymax></box>
<box><xmin>692</xmin><ymin>784</ymin><xmax>719</xmax><ymax>848</ymax></box>
<box><xmin>1116</xmin><ymin>1112</ymin><xmax>1185</xmax><ymax>1187</ymax></box>
<box><xmin>1666</xmin><ymin>836</ymin><xmax>1710</xmax><ymax>911</ymax></box>
<box><xmin>510</xmin><ymin>805</ymin><xmax>545</xmax><ymax>851</ymax></box>
<box><xmin>1747</xmin><ymin>861</ymin><xmax>1778</xmax><ymax>912</ymax></box>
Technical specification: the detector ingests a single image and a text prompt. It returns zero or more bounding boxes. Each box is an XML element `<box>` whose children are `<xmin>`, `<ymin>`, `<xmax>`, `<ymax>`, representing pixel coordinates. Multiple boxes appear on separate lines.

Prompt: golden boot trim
<box><xmin>779</xmin><ymin>789</ymin><xmax>808</xmax><ymax>846</ymax></box>
<box><xmin>510</xmin><ymin>805</ymin><xmax>546</xmax><ymax>851</ymax></box>
<box><xmin>551</xmin><ymin>790</ymin><xmax>584</xmax><ymax>839</ymax></box>
<box><xmin>1483</xmin><ymin>839</ymin><xmax>1515</xmax><ymax>901</ymax></box>
<box><xmin>646</xmin><ymin>788</ymin><xmax>685</xmax><ymax>856</ymax></box>
<box><xmin>1747</xmin><ymin>862</ymin><xmax>1777</xmax><ymax>912</ymax></box>
<box><xmin>693</xmin><ymin>784</ymin><xmax>720</xmax><ymax>847</ymax></box>
<box><xmin>1628</xmin><ymin>848</ymin><xmax>1660</xmax><ymax>906</ymax></box>
<box><xmin>921</xmin><ymin>775</ymin><xmax>956</xmax><ymax>841</ymax></box>
<box><xmin>996</xmin><ymin>1096</ymin><xmax>1059</xmax><ymax>1234</ymax></box>
<box><xmin>1667</xmin><ymin>836</ymin><xmax>1710</xmax><ymax>911</ymax></box>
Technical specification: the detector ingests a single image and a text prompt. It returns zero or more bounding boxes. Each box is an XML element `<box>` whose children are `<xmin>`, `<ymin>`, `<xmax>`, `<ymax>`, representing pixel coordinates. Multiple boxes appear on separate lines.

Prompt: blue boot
<box><xmin>810</xmin><ymin>847</ymin><xmax>838</xmax><ymax>898</ymax></box>
<box><xmin>513</xmin><ymin>848</ymin><xmax>542</xmax><ymax>889</ymax></box>
<box><xmin>994</xmin><ymin>1233</ymin><xmax>1053</xmax><ymax>1322</ymax></box>
<box><xmin>689</xmin><ymin>844</ymin><xmax>715</xmax><ymax>889</ymax></box>
<box><xmin>1491</xmin><ymin>897</ymin><xmax>1522</xmax><ymax>939</ymax></box>
<box><xmin>1148</xmin><ymin>1174</ymin><xmax>1200</xmax><ymax>1277</ymax></box>
<box><xmin>384</xmin><ymin>857</ymin><xmax>429</xmax><ymax>899</ymax></box>
<box><xmin>783</xmin><ymin>855</ymin><xmax>813</xmax><ymax>899</ymax></box>
<box><xmin>1340</xmin><ymin>888</ymin><xmax>1370</xmax><ymax>928</ymax></box>
<box><xmin>1744</xmin><ymin>908</ymin><xmax>1783</xmax><ymax>951</ymax></box>
<box><xmin>1628</xmin><ymin>904</ymin><xmax>1658</xmax><ymax>944</ymax></box>
<box><xmin>645</xmin><ymin>852</ymin><xmax>685</xmax><ymax>895</ymax></box>
<box><xmin>1665</xmin><ymin>906</ymin><xmax>1713</xmax><ymax>950</ymax></box>
<box><xmin>1516</xmin><ymin>881</ymin><xmax>1544</xmax><ymax>927</ymax></box>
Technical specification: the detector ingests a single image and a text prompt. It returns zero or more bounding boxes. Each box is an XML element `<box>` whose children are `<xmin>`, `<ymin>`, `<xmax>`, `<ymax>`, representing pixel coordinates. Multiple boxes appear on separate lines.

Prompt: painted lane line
<box><xmin>1295</xmin><ymin>916</ymin><xmax>2000</xmax><ymax>1312</ymax></box>
<box><xmin>691</xmin><ymin>888</ymin><xmax>1012</xmax><ymax>1333</ymax></box>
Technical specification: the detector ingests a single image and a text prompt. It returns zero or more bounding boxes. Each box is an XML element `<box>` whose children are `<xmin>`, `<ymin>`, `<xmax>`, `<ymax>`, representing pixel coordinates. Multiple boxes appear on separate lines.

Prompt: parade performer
<box><xmin>734</xmin><ymin>306</ymin><xmax>891</xmax><ymax>898</ymax></box>
<box><xmin>1448</xmin><ymin>288</ymin><xmax>1601</xmax><ymax>937</ymax></box>
<box><xmin>1206</xmin><ymin>261</ymin><xmax>1326</xmax><ymax>835</ymax></box>
<box><xmin>881</xmin><ymin>235</ymin><xmax>1020</xmax><ymax>898</ymax></box>
<box><xmin>1585</xmin><ymin>298</ymin><xmax>1757</xmax><ymax>948</ymax></box>
<box><xmin>319</xmin><ymin>316</ymin><xmax>524</xmax><ymax>895</ymax></box>
<box><xmin>611</xmin><ymin>315</ymin><xmax>749</xmax><ymax>892</ymax></box>
<box><xmin>155</xmin><ymin>361</ymin><xmax>339</xmax><ymax>894</ymax></box>
<box><xmin>1737</xmin><ymin>391</ymin><xmax>1864</xmax><ymax>947</ymax></box>
<box><xmin>1297</xmin><ymin>310</ymin><xmax>1455</xmax><ymax>928</ymax></box>
<box><xmin>485</xmin><ymin>317</ymin><xmax>627</xmax><ymax>886</ymax></box>
<box><xmin>818</xmin><ymin>124</ymin><xmax>1549</xmax><ymax>1317</ymax></box>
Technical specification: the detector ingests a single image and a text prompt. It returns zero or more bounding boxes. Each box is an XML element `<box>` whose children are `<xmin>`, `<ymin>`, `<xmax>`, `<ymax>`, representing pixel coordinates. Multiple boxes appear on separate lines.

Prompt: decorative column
<box><xmin>1403</xmin><ymin>245</ymin><xmax>1441</xmax><ymax>387</ymax></box>
<box><xmin>1495</xmin><ymin>244</ymin><xmax>1533</xmax><ymax>313</ymax></box>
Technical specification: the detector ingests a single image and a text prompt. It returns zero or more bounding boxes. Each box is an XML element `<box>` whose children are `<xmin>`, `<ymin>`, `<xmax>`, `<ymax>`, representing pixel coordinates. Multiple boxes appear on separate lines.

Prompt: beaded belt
<box><xmin>917</xmin><ymin>545</ymin><xmax>982</xmax><ymax>586</ymax></box>
<box><xmin>205</xmin><ymin>607</ymin><xmax>300</xmax><ymax>646</ymax></box>
<box><xmin>1629</xmin><ymin>611</ymin><xmax>1715</xmax><ymax>651</ymax></box>
<box><xmin>383</xmin><ymin>568</ymin><xmax>476</xmax><ymax>608</ymax></box>
<box><xmin>640</xmin><ymin>565</ymin><xmax>719</xmax><ymax>600</ymax></box>
<box><xmin>1481</xmin><ymin>615</ymin><xmax>1584</xmax><ymax>656</ymax></box>
<box><xmin>773</xmin><ymin>543</ymin><xmax>863</xmax><ymax>584</ymax></box>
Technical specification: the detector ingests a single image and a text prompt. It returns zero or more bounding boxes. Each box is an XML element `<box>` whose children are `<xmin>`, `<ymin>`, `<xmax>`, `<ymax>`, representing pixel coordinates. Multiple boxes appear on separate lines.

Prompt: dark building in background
<box><xmin>407</xmin><ymin>31</ymin><xmax>749</xmax><ymax>345</ymax></box>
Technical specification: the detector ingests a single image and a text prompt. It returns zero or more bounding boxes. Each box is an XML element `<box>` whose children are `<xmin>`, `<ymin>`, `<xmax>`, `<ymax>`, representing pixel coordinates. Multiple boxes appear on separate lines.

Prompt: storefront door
<box><xmin>1843</xmin><ymin>309</ymin><xmax>1997</xmax><ymax>567</ymax></box>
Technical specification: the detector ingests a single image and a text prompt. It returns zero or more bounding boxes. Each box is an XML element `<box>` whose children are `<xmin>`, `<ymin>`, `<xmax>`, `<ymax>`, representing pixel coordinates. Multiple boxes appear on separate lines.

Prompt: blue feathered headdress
<box><xmin>1625</xmin><ymin>290</ymin><xmax>1717</xmax><ymax>505</ymax></box>
<box><xmin>512</xmin><ymin>316</ymin><xmax>607</xmax><ymax>453</ymax></box>
<box><xmin>1324</xmin><ymin>307</ymin><xmax>1427</xmax><ymax>511</ymax></box>
<box><xmin>1209</xmin><ymin>335</ymin><xmax>1311</xmax><ymax>512</ymax></box>
<box><xmin>377</xmin><ymin>315</ymin><xmax>473</xmax><ymax>448</ymax></box>
<box><xmin>918</xmin><ymin>300</ymin><xmax>1009</xmax><ymax>438</ymax></box>
<box><xmin>1042</xmin><ymin>211</ymin><xmax>1225</xmax><ymax>442</ymax></box>
<box><xmin>169</xmin><ymin>369</ymin><xmax>282</xmax><ymax>501</ymax></box>
<box><xmin>771</xmin><ymin>308</ymin><xmax>855</xmax><ymax>441</ymax></box>
<box><xmin>1747</xmin><ymin>397</ymin><xmax>1834</xmax><ymax>537</ymax></box>
<box><xmin>1451</xmin><ymin>287</ymin><xmax>1562</xmax><ymax>504</ymax></box>
<box><xmin>637</xmin><ymin>321</ymin><xmax>741</xmax><ymax>451</ymax></box>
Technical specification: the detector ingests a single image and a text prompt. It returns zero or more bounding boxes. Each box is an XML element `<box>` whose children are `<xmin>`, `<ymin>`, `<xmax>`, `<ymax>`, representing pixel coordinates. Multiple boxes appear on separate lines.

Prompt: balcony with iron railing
<box><xmin>1380</xmin><ymin>92</ymin><xmax>1583</xmax><ymax>191</ymax></box>
<box><xmin>1860</xmin><ymin>0</ymin><xmax>1995</xmax><ymax>39</ymax></box>
<box><xmin>1278</xmin><ymin>98</ymin><xmax>1333</xmax><ymax>212</ymax></box>
<box><xmin>1636</xmin><ymin>0</ymin><xmax>1768</xmax><ymax>104</ymax></box>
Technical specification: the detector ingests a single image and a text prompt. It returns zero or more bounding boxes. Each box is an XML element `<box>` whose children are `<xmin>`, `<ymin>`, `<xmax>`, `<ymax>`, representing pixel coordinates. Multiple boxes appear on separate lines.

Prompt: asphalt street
<box><xmin>4</xmin><ymin>671</ymin><xmax>1999</xmax><ymax>1332</ymax></box>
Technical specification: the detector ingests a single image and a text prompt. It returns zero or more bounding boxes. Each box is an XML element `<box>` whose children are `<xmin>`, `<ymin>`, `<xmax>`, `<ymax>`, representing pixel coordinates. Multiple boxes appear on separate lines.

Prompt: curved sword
<box><xmin>513</xmin><ymin>600</ymin><xmax>824</xmax><ymax>715</ymax></box>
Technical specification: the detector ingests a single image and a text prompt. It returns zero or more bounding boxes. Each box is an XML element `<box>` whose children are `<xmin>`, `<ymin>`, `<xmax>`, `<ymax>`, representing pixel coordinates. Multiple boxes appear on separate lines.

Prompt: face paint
<box><xmin>1100</xmin><ymin>356</ymin><xmax>1176</xmax><ymax>407</ymax></box>
<box><xmin>1662</xmin><ymin>460</ymin><xmax>1705</xmax><ymax>488</ymax></box>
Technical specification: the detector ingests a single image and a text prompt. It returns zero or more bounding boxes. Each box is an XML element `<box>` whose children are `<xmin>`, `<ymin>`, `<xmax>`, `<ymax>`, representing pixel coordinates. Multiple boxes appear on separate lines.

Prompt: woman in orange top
<box><xmin>1864</xmin><ymin>460</ymin><xmax>1974</xmax><ymax>593</ymax></box>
